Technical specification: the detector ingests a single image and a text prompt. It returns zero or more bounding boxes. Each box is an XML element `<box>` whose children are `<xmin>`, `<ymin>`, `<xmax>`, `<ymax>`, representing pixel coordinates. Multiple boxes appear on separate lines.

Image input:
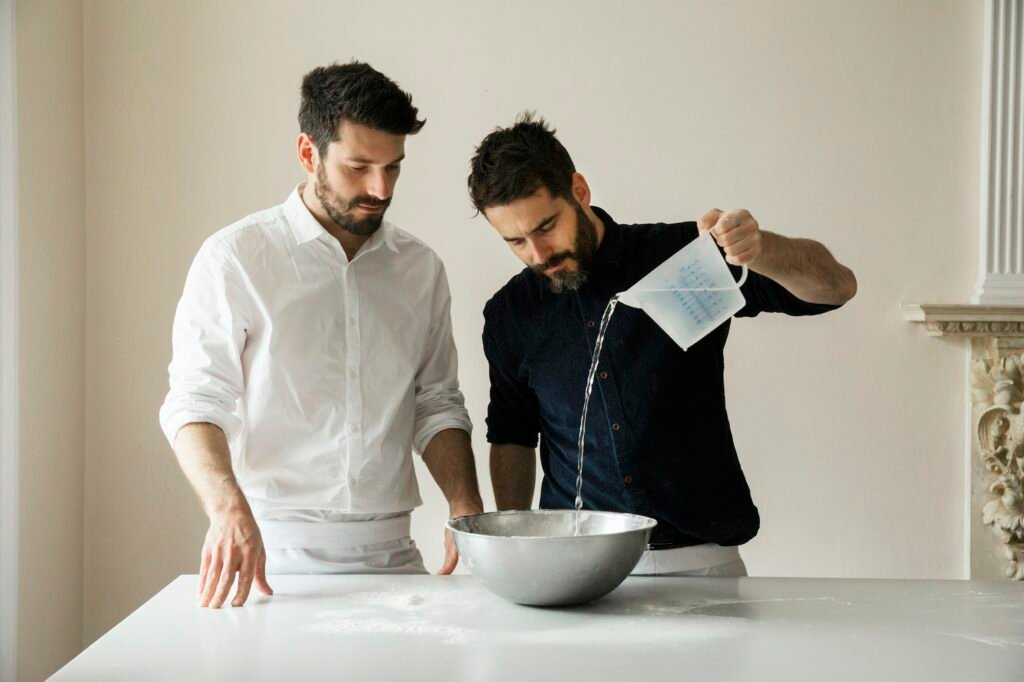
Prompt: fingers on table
<box><xmin>231</xmin><ymin>551</ymin><xmax>257</xmax><ymax>607</ymax></box>
<box><xmin>255</xmin><ymin>550</ymin><xmax>274</xmax><ymax>596</ymax></box>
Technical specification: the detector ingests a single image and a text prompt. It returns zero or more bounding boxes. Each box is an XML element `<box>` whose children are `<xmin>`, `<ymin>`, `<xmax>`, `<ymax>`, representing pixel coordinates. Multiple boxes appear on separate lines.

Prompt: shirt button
<box><xmin>587</xmin><ymin>320</ymin><xmax>596</xmax><ymax>328</ymax></box>
<box><xmin>349</xmin><ymin>477</ymin><xmax>358</xmax><ymax>488</ymax></box>
<box><xmin>599</xmin><ymin>371</ymin><xmax>609</xmax><ymax>380</ymax></box>
<box><xmin>612</xmin><ymin>423</ymin><xmax>622</xmax><ymax>431</ymax></box>
<box><xmin>623</xmin><ymin>475</ymin><xmax>633</xmax><ymax>485</ymax></box>
<box><xmin>348</xmin><ymin>369</ymin><xmax>357</xmax><ymax>380</ymax></box>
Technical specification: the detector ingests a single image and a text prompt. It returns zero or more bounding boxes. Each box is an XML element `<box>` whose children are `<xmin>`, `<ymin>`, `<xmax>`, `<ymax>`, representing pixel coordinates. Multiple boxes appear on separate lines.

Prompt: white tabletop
<box><xmin>52</xmin><ymin>575</ymin><xmax>1024</xmax><ymax>681</ymax></box>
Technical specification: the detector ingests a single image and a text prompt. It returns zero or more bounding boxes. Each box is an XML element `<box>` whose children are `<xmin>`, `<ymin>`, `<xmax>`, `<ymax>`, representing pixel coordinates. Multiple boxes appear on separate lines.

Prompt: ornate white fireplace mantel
<box><xmin>903</xmin><ymin>305</ymin><xmax>1024</xmax><ymax>580</ymax></box>
<box><xmin>901</xmin><ymin>304</ymin><xmax>1024</xmax><ymax>337</ymax></box>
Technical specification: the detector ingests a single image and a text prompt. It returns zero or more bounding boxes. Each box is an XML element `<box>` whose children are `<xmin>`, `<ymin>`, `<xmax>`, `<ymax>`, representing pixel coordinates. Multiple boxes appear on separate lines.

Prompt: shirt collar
<box><xmin>365</xmin><ymin>220</ymin><xmax>400</xmax><ymax>256</ymax></box>
<box><xmin>284</xmin><ymin>184</ymin><xmax>400</xmax><ymax>255</ymax></box>
<box><xmin>284</xmin><ymin>185</ymin><xmax>326</xmax><ymax>246</ymax></box>
<box><xmin>591</xmin><ymin>205</ymin><xmax>623</xmax><ymax>269</ymax></box>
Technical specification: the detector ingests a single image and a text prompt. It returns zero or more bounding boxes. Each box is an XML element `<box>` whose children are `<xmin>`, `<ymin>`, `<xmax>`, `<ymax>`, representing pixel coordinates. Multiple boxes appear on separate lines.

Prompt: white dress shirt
<box><xmin>159</xmin><ymin>187</ymin><xmax>472</xmax><ymax>519</ymax></box>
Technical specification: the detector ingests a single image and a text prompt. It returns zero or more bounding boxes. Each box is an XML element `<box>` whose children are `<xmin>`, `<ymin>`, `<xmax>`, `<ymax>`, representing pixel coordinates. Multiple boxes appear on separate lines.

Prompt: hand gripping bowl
<box><xmin>446</xmin><ymin>510</ymin><xmax>657</xmax><ymax>606</ymax></box>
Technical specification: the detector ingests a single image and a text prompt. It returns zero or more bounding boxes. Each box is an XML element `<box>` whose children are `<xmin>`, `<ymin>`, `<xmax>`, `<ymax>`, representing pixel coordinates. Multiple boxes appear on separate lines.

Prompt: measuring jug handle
<box><xmin>711</xmin><ymin>231</ymin><xmax>748</xmax><ymax>287</ymax></box>
<box><xmin>735</xmin><ymin>265</ymin><xmax>748</xmax><ymax>287</ymax></box>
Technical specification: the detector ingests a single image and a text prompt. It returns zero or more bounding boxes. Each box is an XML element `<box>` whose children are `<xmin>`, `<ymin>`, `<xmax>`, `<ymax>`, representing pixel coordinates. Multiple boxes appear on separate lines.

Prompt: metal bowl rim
<box><xmin>445</xmin><ymin>509</ymin><xmax>657</xmax><ymax>540</ymax></box>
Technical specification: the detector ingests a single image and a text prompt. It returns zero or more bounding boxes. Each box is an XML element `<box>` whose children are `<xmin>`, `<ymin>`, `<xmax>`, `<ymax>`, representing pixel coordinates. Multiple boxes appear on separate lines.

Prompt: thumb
<box><xmin>697</xmin><ymin>208</ymin><xmax>722</xmax><ymax>234</ymax></box>
<box><xmin>437</xmin><ymin>549</ymin><xmax>459</xmax><ymax>575</ymax></box>
<box><xmin>437</xmin><ymin>531</ymin><xmax>459</xmax><ymax>575</ymax></box>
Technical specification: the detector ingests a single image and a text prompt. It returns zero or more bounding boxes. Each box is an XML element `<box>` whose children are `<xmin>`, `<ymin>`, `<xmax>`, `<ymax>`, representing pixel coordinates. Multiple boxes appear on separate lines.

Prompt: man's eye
<box><xmin>386</xmin><ymin>164</ymin><xmax>401</xmax><ymax>172</ymax></box>
<box><xmin>510</xmin><ymin>240</ymin><xmax>525</xmax><ymax>249</ymax></box>
<box><xmin>348</xmin><ymin>166</ymin><xmax>367</xmax><ymax>172</ymax></box>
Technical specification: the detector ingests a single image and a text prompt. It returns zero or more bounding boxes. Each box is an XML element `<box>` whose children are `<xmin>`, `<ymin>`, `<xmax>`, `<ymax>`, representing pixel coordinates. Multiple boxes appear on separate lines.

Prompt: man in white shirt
<box><xmin>159</xmin><ymin>61</ymin><xmax>483</xmax><ymax>608</ymax></box>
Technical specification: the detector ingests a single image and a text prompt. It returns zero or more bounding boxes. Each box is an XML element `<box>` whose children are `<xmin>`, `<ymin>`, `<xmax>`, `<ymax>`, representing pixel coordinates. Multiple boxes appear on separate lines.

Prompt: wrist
<box><xmin>748</xmin><ymin>230</ymin><xmax>782</xmax><ymax>274</ymax></box>
<box><xmin>448</xmin><ymin>495</ymin><xmax>484</xmax><ymax>519</ymax></box>
<box><xmin>206</xmin><ymin>480</ymin><xmax>249</xmax><ymax>519</ymax></box>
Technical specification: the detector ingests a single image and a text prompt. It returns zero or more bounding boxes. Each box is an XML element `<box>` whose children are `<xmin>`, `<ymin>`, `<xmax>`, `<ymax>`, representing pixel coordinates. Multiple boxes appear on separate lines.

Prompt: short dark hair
<box><xmin>468</xmin><ymin>112</ymin><xmax>577</xmax><ymax>213</ymax></box>
<box><xmin>299</xmin><ymin>61</ymin><xmax>425</xmax><ymax>156</ymax></box>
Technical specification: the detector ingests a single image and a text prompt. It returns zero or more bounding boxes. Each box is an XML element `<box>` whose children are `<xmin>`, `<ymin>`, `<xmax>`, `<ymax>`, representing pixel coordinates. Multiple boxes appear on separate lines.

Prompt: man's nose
<box><xmin>366</xmin><ymin>169</ymin><xmax>391</xmax><ymax>200</ymax></box>
<box><xmin>528</xmin><ymin>240</ymin><xmax>551</xmax><ymax>267</ymax></box>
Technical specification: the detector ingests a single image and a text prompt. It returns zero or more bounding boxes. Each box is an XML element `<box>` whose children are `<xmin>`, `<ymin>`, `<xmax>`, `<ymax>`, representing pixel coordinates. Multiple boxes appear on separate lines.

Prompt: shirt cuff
<box><xmin>158</xmin><ymin>400</ymin><xmax>242</xmax><ymax>447</ymax></box>
<box><xmin>484</xmin><ymin>425</ymin><xmax>539</xmax><ymax>448</ymax></box>
<box><xmin>413</xmin><ymin>412</ymin><xmax>473</xmax><ymax>456</ymax></box>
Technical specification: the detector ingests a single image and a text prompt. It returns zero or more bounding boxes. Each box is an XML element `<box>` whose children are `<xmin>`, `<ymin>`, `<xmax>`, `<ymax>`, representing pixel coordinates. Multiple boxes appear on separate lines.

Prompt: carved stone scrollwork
<box><xmin>905</xmin><ymin>304</ymin><xmax>1024</xmax><ymax>577</ymax></box>
<box><xmin>972</xmin><ymin>354</ymin><xmax>1024</xmax><ymax>580</ymax></box>
<box><xmin>930</xmin><ymin>320</ymin><xmax>1024</xmax><ymax>337</ymax></box>
<box><xmin>901</xmin><ymin>305</ymin><xmax>1024</xmax><ymax>338</ymax></box>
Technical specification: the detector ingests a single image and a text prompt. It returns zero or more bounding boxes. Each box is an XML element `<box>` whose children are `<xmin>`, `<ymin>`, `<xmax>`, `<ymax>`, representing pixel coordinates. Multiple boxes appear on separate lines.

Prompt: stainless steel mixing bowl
<box><xmin>447</xmin><ymin>509</ymin><xmax>657</xmax><ymax>606</ymax></box>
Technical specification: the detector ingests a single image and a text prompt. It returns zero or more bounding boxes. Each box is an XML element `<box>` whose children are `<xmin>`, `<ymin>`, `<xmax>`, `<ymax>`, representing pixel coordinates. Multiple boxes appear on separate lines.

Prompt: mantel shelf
<box><xmin>901</xmin><ymin>303</ymin><xmax>1024</xmax><ymax>337</ymax></box>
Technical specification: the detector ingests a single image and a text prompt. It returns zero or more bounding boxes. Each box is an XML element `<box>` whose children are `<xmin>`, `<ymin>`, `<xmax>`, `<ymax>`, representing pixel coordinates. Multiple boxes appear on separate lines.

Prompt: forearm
<box><xmin>172</xmin><ymin>422</ymin><xmax>249</xmax><ymax>518</ymax></box>
<box><xmin>490</xmin><ymin>443</ymin><xmax>536</xmax><ymax>510</ymax></box>
<box><xmin>752</xmin><ymin>231</ymin><xmax>857</xmax><ymax>305</ymax></box>
<box><xmin>422</xmin><ymin>428</ymin><xmax>484</xmax><ymax>516</ymax></box>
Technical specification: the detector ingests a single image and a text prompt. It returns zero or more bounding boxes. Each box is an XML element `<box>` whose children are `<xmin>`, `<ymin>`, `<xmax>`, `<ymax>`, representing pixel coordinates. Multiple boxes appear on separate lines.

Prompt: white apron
<box><xmin>631</xmin><ymin>543</ymin><xmax>747</xmax><ymax>577</ymax></box>
<box><xmin>260</xmin><ymin>511</ymin><xmax>427</xmax><ymax>575</ymax></box>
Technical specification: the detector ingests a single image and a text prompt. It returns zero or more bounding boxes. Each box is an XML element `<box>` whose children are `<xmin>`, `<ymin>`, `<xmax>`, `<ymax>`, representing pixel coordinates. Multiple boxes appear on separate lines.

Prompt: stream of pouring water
<box><xmin>573</xmin><ymin>266</ymin><xmax>749</xmax><ymax>532</ymax></box>
<box><xmin>574</xmin><ymin>294</ymin><xmax>621</xmax><ymax>536</ymax></box>
<box><xmin>573</xmin><ymin>284</ymin><xmax>742</xmax><ymax>536</ymax></box>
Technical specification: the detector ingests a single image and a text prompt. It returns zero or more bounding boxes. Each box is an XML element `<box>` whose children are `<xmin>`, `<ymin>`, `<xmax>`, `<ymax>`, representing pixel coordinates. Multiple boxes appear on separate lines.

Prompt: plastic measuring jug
<box><xmin>618</xmin><ymin>231</ymin><xmax>748</xmax><ymax>350</ymax></box>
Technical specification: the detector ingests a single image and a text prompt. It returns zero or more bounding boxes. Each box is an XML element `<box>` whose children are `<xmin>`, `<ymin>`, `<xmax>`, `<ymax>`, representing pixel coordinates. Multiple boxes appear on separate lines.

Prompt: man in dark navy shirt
<box><xmin>468</xmin><ymin>114</ymin><xmax>856</xmax><ymax>576</ymax></box>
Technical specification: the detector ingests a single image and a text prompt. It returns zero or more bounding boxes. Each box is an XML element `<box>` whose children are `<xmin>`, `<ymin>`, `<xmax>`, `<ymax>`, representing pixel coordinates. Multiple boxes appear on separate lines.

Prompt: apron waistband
<box><xmin>631</xmin><ymin>543</ymin><xmax>741</xmax><ymax>575</ymax></box>
<box><xmin>259</xmin><ymin>514</ymin><xmax>411</xmax><ymax>550</ymax></box>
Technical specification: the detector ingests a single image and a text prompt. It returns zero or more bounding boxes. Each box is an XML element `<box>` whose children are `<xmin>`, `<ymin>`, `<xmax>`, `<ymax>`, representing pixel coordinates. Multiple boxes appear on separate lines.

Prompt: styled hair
<box><xmin>468</xmin><ymin>112</ymin><xmax>576</xmax><ymax>213</ymax></box>
<box><xmin>299</xmin><ymin>61</ymin><xmax>425</xmax><ymax>156</ymax></box>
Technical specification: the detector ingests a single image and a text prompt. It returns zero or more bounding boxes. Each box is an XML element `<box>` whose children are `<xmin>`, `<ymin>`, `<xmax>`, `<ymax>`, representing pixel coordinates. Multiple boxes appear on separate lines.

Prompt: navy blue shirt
<box><xmin>483</xmin><ymin>207</ymin><xmax>842</xmax><ymax>547</ymax></box>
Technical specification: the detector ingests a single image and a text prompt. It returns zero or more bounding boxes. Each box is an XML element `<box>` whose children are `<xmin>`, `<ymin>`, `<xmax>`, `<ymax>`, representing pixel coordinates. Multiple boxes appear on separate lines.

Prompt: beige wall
<box><xmin>15</xmin><ymin>0</ymin><xmax>86</xmax><ymax>679</ymax></box>
<box><xmin>74</xmin><ymin>0</ymin><xmax>982</xmax><ymax>646</ymax></box>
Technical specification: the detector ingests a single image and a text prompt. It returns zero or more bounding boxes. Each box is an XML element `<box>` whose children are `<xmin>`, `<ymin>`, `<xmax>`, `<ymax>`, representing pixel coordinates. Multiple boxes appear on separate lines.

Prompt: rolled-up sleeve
<box><xmin>412</xmin><ymin>262</ymin><xmax>472</xmax><ymax>454</ymax></box>
<box><xmin>158</xmin><ymin>240</ymin><xmax>249</xmax><ymax>447</ymax></box>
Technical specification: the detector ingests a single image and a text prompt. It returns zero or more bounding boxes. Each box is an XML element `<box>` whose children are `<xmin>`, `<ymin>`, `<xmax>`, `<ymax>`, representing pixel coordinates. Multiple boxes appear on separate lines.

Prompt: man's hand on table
<box><xmin>198</xmin><ymin>502</ymin><xmax>273</xmax><ymax>608</ymax></box>
<box><xmin>438</xmin><ymin>500</ymin><xmax>484</xmax><ymax>575</ymax></box>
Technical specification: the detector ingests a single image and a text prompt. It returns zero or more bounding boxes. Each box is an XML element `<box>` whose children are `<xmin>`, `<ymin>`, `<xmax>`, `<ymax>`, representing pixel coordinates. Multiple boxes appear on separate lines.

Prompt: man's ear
<box><xmin>571</xmin><ymin>172</ymin><xmax>591</xmax><ymax>208</ymax></box>
<box><xmin>297</xmin><ymin>133</ymin><xmax>318</xmax><ymax>174</ymax></box>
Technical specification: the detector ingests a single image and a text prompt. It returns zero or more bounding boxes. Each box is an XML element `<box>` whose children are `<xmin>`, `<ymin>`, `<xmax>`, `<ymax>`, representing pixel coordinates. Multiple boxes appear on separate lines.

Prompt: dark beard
<box><xmin>315</xmin><ymin>164</ymin><xmax>391</xmax><ymax>236</ymax></box>
<box><xmin>530</xmin><ymin>202</ymin><xmax>599</xmax><ymax>294</ymax></box>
